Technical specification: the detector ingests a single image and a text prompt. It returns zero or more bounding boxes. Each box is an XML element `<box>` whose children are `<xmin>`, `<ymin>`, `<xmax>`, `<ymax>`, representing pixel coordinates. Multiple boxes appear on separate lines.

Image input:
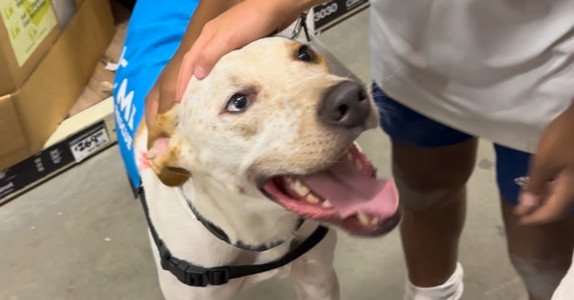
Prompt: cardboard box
<box><xmin>52</xmin><ymin>0</ymin><xmax>78</xmax><ymax>28</ymax></box>
<box><xmin>0</xmin><ymin>97</ymin><xmax>116</xmax><ymax>204</ymax></box>
<box><xmin>0</xmin><ymin>0</ymin><xmax>61</xmax><ymax>95</ymax></box>
<box><xmin>0</xmin><ymin>0</ymin><xmax>115</xmax><ymax>170</ymax></box>
<box><xmin>74</xmin><ymin>0</ymin><xmax>87</xmax><ymax>9</ymax></box>
<box><xmin>0</xmin><ymin>95</ymin><xmax>28</xmax><ymax>167</ymax></box>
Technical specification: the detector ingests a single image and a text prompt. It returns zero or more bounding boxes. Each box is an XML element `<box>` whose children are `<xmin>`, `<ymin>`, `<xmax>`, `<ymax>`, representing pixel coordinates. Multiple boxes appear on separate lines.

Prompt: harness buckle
<box><xmin>177</xmin><ymin>265</ymin><xmax>230</xmax><ymax>287</ymax></box>
<box><xmin>161</xmin><ymin>249</ymin><xmax>230</xmax><ymax>286</ymax></box>
<box><xmin>206</xmin><ymin>267</ymin><xmax>231</xmax><ymax>285</ymax></box>
<box><xmin>184</xmin><ymin>271</ymin><xmax>208</xmax><ymax>287</ymax></box>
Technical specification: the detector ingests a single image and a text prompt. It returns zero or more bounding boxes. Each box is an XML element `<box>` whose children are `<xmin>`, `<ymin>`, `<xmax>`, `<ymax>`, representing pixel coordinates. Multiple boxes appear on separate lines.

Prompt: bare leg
<box><xmin>392</xmin><ymin>138</ymin><xmax>477</xmax><ymax>287</ymax></box>
<box><xmin>501</xmin><ymin>201</ymin><xmax>574</xmax><ymax>300</ymax></box>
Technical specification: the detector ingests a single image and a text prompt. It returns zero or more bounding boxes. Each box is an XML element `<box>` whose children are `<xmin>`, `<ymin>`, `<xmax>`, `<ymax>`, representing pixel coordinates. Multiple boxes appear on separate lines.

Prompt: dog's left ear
<box><xmin>147</xmin><ymin>108</ymin><xmax>191</xmax><ymax>186</ymax></box>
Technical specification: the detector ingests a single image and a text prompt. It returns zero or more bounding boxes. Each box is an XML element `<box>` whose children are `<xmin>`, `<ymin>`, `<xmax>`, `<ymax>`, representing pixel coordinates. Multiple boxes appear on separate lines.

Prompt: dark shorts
<box><xmin>372</xmin><ymin>83</ymin><xmax>530</xmax><ymax>205</ymax></box>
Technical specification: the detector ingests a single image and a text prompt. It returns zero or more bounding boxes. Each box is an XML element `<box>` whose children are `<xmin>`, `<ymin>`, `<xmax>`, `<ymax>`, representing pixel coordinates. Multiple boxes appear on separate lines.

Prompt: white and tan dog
<box><xmin>134</xmin><ymin>37</ymin><xmax>400</xmax><ymax>300</ymax></box>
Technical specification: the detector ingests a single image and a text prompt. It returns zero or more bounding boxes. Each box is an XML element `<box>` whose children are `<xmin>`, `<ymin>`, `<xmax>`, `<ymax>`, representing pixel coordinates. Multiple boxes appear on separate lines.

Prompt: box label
<box><xmin>0</xmin><ymin>0</ymin><xmax>57</xmax><ymax>66</ymax></box>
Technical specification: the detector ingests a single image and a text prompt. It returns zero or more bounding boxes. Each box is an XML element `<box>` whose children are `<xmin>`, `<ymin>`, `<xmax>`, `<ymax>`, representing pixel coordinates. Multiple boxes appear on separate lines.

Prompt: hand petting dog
<box><xmin>144</xmin><ymin>0</ymin><xmax>243</xmax><ymax>129</ymax></box>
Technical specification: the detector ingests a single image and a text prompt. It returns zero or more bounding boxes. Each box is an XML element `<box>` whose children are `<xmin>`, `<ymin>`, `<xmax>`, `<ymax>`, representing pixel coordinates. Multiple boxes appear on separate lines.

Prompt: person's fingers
<box><xmin>175</xmin><ymin>23</ymin><xmax>216</xmax><ymax>101</ymax></box>
<box><xmin>180</xmin><ymin>2</ymin><xmax>286</xmax><ymax>85</ymax></box>
<box><xmin>191</xmin><ymin>17</ymin><xmax>253</xmax><ymax>81</ymax></box>
<box><xmin>518</xmin><ymin>170</ymin><xmax>574</xmax><ymax>225</ymax></box>
<box><xmin>515</xmin><ymin>192</ymin><xmax>542</xmax><ymax>216</ymax></box>
<box><xmin>524</xmin><ymin>153</ymin><xmax>560</xmax><ymax>198</ymax></box>
<box><xmin>192</xmin><ymin>29</ymin><xmax>243</xmax><ymax>79</ymax></box>
<box><xmin>176</xmin><ymin>26</ymin><xmax>251</xmax><ymax>99</ymax></box>
<box><xmin>176</xmin><ymin>51</ymin><xmax>196</xmax><ymax>102</ymax></box>
<box><xmin>175</xmin><ymin>0</ymin><xmax>305</xmax><ymax>100</ymax></box>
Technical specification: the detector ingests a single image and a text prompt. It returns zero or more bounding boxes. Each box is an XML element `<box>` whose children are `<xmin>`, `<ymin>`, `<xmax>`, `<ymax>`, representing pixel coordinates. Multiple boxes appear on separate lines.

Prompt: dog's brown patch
<box><xmin>146</xmin><ymin>105</ymin><xmax>192</xmax><ymax>186</ymax></box>
<box><xmin>155</xmin><ymin>166</ymin><xmax>191</xmax><ymax>186</ymax></box>
<box><xmin>148</xmin><ymin>142</ymin><xmax>191</xmax><ymax>186</ymax></box>
<box><xmin>288</xmin><ymin>41</ymin><xmax>329</xmax><ymax>71</ymax></box>
<box><xmin>147</xmin><ymin>107</ymin><xmax>178</xmax><ymax>150</ymax></box>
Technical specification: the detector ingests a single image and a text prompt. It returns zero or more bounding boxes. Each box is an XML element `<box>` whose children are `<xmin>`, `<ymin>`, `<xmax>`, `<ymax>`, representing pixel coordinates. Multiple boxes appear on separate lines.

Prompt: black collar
<box><xmin>138</xmin><ymin>188</ymin><xmax>328</xmax><ymax>287</ymax></box>
<box><xmin>177</xmin><ymin>187</ymin><xmax>304</xmax><ymax>252</ymax></box>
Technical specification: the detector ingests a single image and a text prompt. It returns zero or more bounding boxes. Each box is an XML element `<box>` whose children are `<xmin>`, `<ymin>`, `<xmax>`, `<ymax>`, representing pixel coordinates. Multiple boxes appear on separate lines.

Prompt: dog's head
<box><xmin>148</xmin><ymin>37</ymin><xmax>399</xmax><ymax>236</ymax></box>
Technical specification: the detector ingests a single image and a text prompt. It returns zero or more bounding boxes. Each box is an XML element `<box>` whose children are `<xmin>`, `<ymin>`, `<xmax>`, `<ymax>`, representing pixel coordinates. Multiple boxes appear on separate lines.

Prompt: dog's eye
<box><xmin>297</xmin><ymin>45</ymin><xmax>313</xmax><ymax>62</ymax></box>
<box><xmin>226</xmin><ymin>93</ymin><xmax>250</xmax><ymax>112</ymax></box>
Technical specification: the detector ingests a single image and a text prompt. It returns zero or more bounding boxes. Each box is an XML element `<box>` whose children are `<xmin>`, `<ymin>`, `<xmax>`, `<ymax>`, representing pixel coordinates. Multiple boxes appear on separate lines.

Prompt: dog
<box><xmin>134</xmin><ymin>37</ymin><xmax>400</xmax><ymax>300</ymax></box>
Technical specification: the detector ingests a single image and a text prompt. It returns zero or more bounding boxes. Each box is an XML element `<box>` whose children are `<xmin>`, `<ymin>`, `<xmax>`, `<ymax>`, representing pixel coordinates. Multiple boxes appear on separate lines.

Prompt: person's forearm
<box><xmin>173</xmin><ymin>0</ymin><xmax>327</xmax><ymax>60</ymax></box>
<box><xmin>172</xmin><ymin>0</ymin><xmax>243</xmax><ymax>60</ymax></box>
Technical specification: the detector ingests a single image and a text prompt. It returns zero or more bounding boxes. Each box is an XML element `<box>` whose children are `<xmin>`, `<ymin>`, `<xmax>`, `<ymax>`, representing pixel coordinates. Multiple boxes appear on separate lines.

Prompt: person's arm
<box><xmin>145</xmin><ymin>0</ymin><xmax>242</xmax><ymax>129</ymax></box>
<box><xmin>517</xmin><ymin>100</ymin><xmax>574</xmax><ymax>225</ymax></box>
<box><xmin>172</xmin><ymin>0</ymin><xmax>244</xmax><ymax>62</ymax></box>
<box><xmin>175</xmin><ymin>0</ymin><xmax>329</xmax><ymax>100</ymax></box>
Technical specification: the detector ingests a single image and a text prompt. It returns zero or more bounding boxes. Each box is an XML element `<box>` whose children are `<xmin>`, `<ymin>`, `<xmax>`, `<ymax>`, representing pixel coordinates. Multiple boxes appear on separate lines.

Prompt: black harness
<box><xmin>139</xmin><ymin>188</ymin><xmax>328</xmax><ymax>287</ymax></box>
<box><xmin>179</xmin><ymin>187</ymin><xmax>306</xmax><ymax>252</ymax></box>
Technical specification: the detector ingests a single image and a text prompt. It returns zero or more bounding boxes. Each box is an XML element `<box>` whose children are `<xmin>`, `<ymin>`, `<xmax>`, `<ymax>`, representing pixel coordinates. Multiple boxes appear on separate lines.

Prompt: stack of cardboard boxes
<box><xmin>0</xmin><ymin>0</ymin><xmax>115</xmax><ymax>171</ymax></box>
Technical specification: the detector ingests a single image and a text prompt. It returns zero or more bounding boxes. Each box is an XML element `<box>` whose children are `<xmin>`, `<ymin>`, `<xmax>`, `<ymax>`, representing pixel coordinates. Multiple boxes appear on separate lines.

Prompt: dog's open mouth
<box><xmin>262</xmin><ymin>143</ymin><xmax>400</xmax><ymax>236</ymax></box>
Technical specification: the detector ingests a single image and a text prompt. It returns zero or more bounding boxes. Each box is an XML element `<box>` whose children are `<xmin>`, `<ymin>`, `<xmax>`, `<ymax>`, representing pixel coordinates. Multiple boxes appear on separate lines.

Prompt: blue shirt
<box><xmin>112</xmin><ymin>0</ymin><xmax>199</xmax><ymax>190</ymax></box>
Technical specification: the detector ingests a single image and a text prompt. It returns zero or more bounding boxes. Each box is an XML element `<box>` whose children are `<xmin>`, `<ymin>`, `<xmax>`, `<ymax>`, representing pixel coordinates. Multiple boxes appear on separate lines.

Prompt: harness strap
<box><xmin>178</xmin><ymin>187</ymin><xmax>305</xmax><ymax>252</ymax></box>
<box><xmin>139</xmin><ymin>188</ymin><xmax>329</xmax><ymax>287</ymax></box>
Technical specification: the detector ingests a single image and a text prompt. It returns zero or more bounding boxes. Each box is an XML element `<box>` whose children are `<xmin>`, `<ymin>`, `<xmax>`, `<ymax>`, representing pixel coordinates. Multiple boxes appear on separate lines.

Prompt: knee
<box><xmin>393</xmin><ymin>164</ymin><xmax>472</xmax><ymax>211</ymax></box>
<box><xmin>509</xmin><ymin>254</ymin><xmax>567</xmax><ymax>300</ymax></box>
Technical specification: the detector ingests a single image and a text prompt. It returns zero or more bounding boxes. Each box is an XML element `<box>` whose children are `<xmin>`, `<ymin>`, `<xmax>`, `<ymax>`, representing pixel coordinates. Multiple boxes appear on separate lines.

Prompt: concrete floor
<box><xmin>0</xmin><ymin>9</ymin><xmax>528</xmax><ymax>300</ymax></box>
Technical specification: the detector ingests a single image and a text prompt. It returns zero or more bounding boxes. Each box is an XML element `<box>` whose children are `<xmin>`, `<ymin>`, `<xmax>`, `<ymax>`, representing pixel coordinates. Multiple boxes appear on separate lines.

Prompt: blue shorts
<box><xmin>372</xmin><ymin>83</ymin><xmax>530</xmax><ymax>206</ymax></box>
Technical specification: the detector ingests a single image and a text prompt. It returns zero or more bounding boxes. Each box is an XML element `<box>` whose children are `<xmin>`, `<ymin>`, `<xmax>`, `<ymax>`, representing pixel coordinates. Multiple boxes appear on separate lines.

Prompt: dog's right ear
<box><xmin>147</xmin><ymin>108</ymin><xmax>191</xmax><ymax>186</ymax></box>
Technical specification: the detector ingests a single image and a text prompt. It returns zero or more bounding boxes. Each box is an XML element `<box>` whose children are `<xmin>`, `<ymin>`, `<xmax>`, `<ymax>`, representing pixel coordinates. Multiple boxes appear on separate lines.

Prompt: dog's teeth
<box><xmin>346</xmin><ymin>153</ymin><xmax>353</xmax><ymax>162</ymax></box>
<box><xmin>306</xmin><ymin>194</ymin><xmax>319</xmax><ymax>204</ymax></box>
<box><xmin>292</xmin><ymin>180</ymin><xmax>309</xmax><ymax>196</ymax></box>
<box><xmin>322</xmin><ymin>200</ymin><xmax>333</xmax><ymax>208</ymax></box>
<box><xmin>355</xmin><ymin>160</ymin><xmax>363</xmax><ymax>170</ymax></box>
<box><xmin>357</xmin><ymin>213</ymin><xmax>370</xmax><ymax>226</ymax></box>
<box><xmin>370</xmin><ymin>217</ymin><xmax>380</xmax><ymax>225</ymax></box>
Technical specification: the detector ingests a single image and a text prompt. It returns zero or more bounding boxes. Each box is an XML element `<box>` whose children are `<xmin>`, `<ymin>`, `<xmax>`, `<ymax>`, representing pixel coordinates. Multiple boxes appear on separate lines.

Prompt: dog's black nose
<box><xmin>319</xmin><ymin>81</ymin><xmax>370</xmax><ymax>128</ymax></box>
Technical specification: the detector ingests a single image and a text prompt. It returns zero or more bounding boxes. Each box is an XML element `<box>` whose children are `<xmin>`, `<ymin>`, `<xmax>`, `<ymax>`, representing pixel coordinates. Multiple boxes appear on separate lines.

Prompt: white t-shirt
<box><xmin>370</xmin><ymin>0</ymin><xmax>574</xmax><ymax>152</ymax></box>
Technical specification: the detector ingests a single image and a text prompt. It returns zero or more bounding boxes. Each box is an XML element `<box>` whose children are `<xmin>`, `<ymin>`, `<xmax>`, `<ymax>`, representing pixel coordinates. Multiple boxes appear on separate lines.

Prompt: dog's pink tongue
<box><xmin>302</xmin><ymin>161</ymin><xmax>399</xmax><ymax>218</ymax></box>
